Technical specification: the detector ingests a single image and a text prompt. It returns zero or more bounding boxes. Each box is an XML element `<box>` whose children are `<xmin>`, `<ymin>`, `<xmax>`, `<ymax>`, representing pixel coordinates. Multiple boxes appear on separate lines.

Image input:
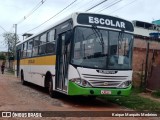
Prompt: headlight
<box><xmin>117</xmin><ymin>81</ymin><xmax>132</xmax><ymax>88</ymax></box>
<box><xmin>70</xmin><ymin>78</ymin><xmax>92</xmax><ymax>87</ymax></box>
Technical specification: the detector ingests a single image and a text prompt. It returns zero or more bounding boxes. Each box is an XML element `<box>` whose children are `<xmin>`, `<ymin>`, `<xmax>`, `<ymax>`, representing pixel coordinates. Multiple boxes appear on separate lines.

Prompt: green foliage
<box><xmin>108</xmin><ymin>95</ymin><xmax>160</xmax><ymax>111</ymax></box>
<box><xmin>152</xmin><ymin>90</ymin><xmax>160</xmax><ymax>98</ymax></box>
<box><xmin>131</xmin><ymin>87</ymin><xmax>144</xmax><ymax>93</ymax></box>
<box><xmin>100</xmin><ymin>88</ymin><xmax>160</xmax><ymax>111</ymax></box>
<box><xmin>0</xmin><ymin>53</ymin><xmax>6</xmax><ymax>60</ymax></box>
<box><xmin>3</xmin><ymin>32</ymin><xmax>19</xmax><ymax>58</ymax></box>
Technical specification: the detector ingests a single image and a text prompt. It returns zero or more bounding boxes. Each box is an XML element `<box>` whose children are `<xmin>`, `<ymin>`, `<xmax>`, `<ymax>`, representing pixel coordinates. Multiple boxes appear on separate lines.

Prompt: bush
<box><xmin>152</xmin><ymin>90</ymin><xmax>160</xmax><ymax>98</ymax></box>
<box><xmin>0</xmin><ymin>54</ymin><xmax>6</xmax><ymax>60</ymax></box>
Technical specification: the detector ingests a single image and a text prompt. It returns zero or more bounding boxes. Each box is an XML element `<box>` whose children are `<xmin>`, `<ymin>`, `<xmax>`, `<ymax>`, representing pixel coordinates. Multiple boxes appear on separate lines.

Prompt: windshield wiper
<box><xmin>92</xmin><ymin>25</ymin><xmax>104</xmax><ymax>53</ymax></box>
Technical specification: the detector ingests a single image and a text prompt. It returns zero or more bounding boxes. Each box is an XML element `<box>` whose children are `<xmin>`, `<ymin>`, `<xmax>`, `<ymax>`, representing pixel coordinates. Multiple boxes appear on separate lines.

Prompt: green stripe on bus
<box><xmin>68</xmin><ymin>81</ymin><xmax>131</xmax><ymax>96</ymax></box>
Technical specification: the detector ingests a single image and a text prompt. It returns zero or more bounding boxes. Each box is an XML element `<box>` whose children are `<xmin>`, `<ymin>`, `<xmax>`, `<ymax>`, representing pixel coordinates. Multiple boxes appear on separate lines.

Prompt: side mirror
<box><xmin>65</xmin><ymin>30</ymin><xmax>72</xmax><ymax>45</ymax></box>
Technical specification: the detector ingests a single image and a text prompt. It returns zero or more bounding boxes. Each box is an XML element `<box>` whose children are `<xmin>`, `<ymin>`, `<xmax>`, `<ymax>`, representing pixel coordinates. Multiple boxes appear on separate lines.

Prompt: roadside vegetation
<box><xmin>100</xmin><ymin>88</ymin><xmax>160</xmax><ymax>111</ymax></box>
<box><xmin>152</xmin><ymin>90</ymin><xmax>160</xmax><ymax>98</ymax></box>
<box><xmin>0</xmin><ymin>53</ymin><xmax>6</xmax><ymax>60</ymax></box>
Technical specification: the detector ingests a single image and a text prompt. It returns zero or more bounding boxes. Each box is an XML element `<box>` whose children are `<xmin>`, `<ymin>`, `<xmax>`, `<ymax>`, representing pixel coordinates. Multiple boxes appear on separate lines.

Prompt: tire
<box><xmin>48</xmin><ymin>77</ymin><xmax>56</xmax><ymax>98</ymax></box>
<box><xmin>21</xmin><ymin>71</ymin><xmax>26</xmax><ymax>85</ymax></box>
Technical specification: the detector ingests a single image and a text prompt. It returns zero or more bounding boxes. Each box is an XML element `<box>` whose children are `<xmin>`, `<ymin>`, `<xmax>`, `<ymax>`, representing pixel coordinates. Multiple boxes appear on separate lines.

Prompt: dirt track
<box><xmin>0</xmin><ymin>71</ymin><xmax>159</xmax><ymax>120</ymax></box>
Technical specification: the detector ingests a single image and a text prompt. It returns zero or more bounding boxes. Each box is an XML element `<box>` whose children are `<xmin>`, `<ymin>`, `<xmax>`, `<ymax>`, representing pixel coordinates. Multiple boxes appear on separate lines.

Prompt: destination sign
<box><xmin>77</xmin><ymin>13</ymin><xmax>134</xmax><ymax>32</ymax></box>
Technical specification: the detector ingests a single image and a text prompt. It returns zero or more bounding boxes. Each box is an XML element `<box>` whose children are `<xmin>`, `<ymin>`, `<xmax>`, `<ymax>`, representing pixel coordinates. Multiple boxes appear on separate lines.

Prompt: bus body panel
<box><xmin>77</xmin><ymin>67</ymin><xmax>133</xmax><ymax>82</ymax></box>
<box><xmin>19</xmin><ymin>55</ymin><xmax>56</xmax><ymax>88</ymax></box>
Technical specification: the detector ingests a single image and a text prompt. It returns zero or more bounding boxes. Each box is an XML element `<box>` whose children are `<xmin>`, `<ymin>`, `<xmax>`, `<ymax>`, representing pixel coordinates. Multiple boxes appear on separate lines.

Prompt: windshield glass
<box><xmin>71</xmin><ymin>27</ymin><xmax>133</xmax><ymax>70</ymax></box>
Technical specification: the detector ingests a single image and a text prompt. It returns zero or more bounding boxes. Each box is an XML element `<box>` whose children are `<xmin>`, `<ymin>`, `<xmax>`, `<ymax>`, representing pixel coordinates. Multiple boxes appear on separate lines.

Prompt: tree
<box><xmin>0</xmin><ymin>53</ymin><xmax>6</xmax><ymax>60</ymax></box>
<box><xmin>3</xmin><ymin>32</ymin><xmax>19</xmax><ymax>59</ymax></box>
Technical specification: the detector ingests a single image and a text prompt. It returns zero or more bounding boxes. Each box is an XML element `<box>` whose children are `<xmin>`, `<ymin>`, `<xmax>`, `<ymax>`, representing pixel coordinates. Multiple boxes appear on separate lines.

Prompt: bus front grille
<box><xmin>82</xmin><ymin>74</ymin><xmax>127</xmax><ymax>87</ymax></box>
<box><xmin>88</xmin><ymin>80</ymin><xmax>122</xmax><ymax>87</ymax></box>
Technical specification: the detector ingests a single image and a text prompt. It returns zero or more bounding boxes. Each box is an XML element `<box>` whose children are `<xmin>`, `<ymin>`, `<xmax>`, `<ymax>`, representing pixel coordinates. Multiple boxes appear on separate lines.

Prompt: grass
<box><xmin>100</xmin><ymin>88</ymin><xmax>160</xmax><ymax>111</ymax></box>
<box><xmin>152</xmin><ymin>90</ymin><xmax>160</xmax><ymax>98</ymax></box>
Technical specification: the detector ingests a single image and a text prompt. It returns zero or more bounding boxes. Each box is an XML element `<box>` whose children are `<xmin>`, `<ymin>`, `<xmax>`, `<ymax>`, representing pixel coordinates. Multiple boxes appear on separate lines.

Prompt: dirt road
<box><xmin>0</xmin><ymin>72</ymin><xmax>159</xmax><ymax>120</ymax></box>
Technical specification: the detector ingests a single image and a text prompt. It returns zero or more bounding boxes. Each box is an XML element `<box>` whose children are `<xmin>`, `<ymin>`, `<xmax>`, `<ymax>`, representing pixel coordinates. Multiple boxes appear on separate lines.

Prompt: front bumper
<box><xmin>68</xmin><ymin>81</ymin><xmax>132</xmax><ymax>96</ymax></box>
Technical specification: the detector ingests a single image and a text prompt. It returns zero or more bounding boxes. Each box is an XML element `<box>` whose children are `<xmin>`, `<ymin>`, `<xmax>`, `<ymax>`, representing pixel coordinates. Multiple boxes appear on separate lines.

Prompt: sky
<box><xmin>0</xmin><ymin>0</ymin><xmax>160</xmax><ymax>51</ymax></box>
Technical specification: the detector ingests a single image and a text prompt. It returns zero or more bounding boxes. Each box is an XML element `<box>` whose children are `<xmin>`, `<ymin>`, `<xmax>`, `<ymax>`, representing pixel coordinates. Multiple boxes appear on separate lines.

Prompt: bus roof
<box><xmin>17</xmin><ymin>12</ymin><xmax>75</xmax><ymax>46</ymax></box>
<box><xmin>17</xmin><ymin>12</ymin><xmax>133</xmax><ymax>46</ymax></box>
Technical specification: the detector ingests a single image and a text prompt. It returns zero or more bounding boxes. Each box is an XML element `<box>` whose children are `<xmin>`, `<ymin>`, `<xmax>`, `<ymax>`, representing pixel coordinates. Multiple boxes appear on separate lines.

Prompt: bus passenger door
<box><xmin>16</xmin><ymin>49</ymin><xmax>21</xmax><ymax>77</ymax></box>
<box><xmin>56</xmin><ymin>32</ymin><xmax>70</xmax><ymax>92</ymax></box>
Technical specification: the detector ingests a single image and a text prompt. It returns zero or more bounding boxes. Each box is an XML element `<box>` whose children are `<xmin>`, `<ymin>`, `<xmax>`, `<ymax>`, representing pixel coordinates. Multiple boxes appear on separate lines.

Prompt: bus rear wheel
<box><xmin>48</xmin><ymin>78</ymin><xmax>56</xmax><ymax>98</ymax></box>
<box><xmin>21</xmin><ymin>71</ymin><xmax>26</xmax><ymax>85</ymax></box>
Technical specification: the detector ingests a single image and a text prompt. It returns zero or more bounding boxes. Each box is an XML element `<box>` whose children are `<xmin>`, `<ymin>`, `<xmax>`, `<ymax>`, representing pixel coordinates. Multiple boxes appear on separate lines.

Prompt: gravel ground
<box><xmin>0</xmin><ymin>71</ymin><xmax>159</xmax><ymax>120</ymax></box>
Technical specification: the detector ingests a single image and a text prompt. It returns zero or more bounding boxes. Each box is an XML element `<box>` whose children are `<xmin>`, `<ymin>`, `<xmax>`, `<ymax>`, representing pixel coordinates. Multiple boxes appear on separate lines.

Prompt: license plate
<box><xmin>101</xmin><ymin>90</ymin><xmax>111</xmax><ymax>95</ymax></box>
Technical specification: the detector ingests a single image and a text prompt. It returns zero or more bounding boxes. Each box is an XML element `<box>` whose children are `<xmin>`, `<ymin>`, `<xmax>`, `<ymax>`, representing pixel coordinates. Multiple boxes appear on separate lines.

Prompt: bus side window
<box><xmin>46</xmin><ymin>29</ymin><xmax>56</xmax><ymax>54</ymax></box>
<box><xmin>39</xmin><ymin>33</ymin><xmax>47</xmax><ymax>55</ymax></box>
<box><xmin>32</xmin><ymin>36</ymin><xmax>39</xmax><ymax>56</ymax></box>
<box><xmin>47</xmin><ymin>29</ymin><xmax>55</xmax><ymax>42</ymax></box>
<box><xmin>27</xmin><ymin>39</ymin><xmax>33</xmax><ymax>57</ymax></box>
<box><xmin>21</xmin><ymin>42</ymin><xmax>27</xmax><ymax>58</ymax></box>
<box><xmin>20</xmin><ymin>44</ymin><xmax>23</xmax><ymax>58</ymax></box>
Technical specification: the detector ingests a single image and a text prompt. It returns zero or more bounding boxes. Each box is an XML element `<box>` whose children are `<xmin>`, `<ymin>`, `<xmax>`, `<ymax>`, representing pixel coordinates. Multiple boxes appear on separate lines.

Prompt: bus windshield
<box><xmin>71</xmin><ymin>26</ymin><xmax>133</xmax><ymax>70</ymax></box>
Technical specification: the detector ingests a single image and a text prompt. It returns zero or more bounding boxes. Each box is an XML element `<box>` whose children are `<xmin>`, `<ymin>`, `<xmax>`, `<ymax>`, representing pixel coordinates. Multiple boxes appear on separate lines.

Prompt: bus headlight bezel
<box><xmin>117</xmin><ymin>81</ymin><xmax>132</xmax><ymax>88</ymax></box>
<box><xmin>70</xmin><ymin>78</ymin><xmax>92</xmax><ymax>87</ymax></box>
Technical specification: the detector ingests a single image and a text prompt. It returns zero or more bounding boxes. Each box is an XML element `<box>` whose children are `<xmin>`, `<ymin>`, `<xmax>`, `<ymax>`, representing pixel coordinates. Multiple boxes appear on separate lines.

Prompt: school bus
<box><xmin>15</xmin><ymin>12</ymin><xmax>134</xmax><ymax>98</ymax></box>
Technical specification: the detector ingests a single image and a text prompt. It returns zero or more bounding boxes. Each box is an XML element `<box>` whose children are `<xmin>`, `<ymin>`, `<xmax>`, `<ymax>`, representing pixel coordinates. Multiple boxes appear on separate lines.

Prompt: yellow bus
<box><xmin>15</xmin><ymin>12</ymin><xmax>134</xmax><ymax>98</ymax></box>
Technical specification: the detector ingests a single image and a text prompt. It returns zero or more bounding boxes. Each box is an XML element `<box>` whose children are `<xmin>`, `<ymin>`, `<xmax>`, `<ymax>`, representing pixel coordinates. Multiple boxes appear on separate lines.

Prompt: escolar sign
<box><xmin>88</xmin><ymin>16</ymin><xmax>125</xmax><ymax>29</ymax></box>
<box><xmin>77</xmin><ymin>13</ymin><xmax>134</xmax><ymax>32</ymax></box>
